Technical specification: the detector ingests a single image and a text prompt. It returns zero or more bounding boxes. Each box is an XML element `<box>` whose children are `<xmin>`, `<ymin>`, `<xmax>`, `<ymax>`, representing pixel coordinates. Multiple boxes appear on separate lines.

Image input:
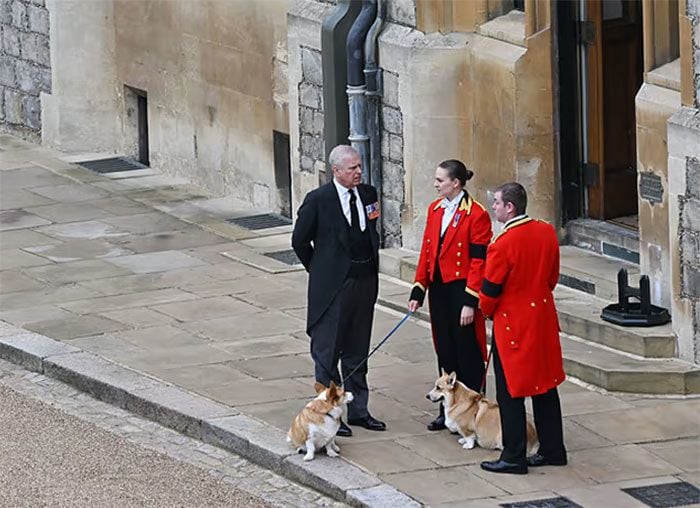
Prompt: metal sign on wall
<box><xmin>639</xmin><ymin>172</ymin><xmax>664</xmax><ymax>205</ymax></box>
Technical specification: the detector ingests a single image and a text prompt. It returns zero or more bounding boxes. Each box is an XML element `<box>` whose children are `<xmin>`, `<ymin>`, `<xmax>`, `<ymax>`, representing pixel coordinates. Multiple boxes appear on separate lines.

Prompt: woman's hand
<box><xmin>460</xmin><ymin>305</ymin><xmax>475</xmax><ymax>326</ymax></box>
<box><xmin>408</xmin><ymin>300</ymin><xmax>421</xmax><ymax>313</ymax></box>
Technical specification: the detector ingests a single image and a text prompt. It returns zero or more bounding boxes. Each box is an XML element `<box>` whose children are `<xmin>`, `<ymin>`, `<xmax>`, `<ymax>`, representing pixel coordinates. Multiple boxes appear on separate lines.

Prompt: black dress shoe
<box><xmin>427</xmin><ymin>414</ymin><xmax>446</xmax><ymax>431</ymax></box>
<box><xmin>347</xmin><ymin>414</ymin><xmax>387</xmax><ymax>431</ymax></box>
<box><xmin>527</xmin><ymin>453</ymin><xmax>567</xmax><ymax>467</ymax></box>
<box><xmin>480</xmin><ymin>459</ymin><xmax>528</xmax><ymax>475</ymax></box>
<box><xmin>336</xmin><ymin>419</ymin><xmax>352</xmax><ymax>437</ymax></box>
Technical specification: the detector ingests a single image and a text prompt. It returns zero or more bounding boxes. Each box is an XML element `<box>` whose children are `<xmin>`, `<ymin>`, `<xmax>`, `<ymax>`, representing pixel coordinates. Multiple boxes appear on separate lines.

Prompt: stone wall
<box><xmin>0</xmin><ymin>0</ymin><xmax>50</xmax><ymax>142</ymax></box>
<box><xmin>380</xmin><ymin>70</ymin><xmax>404</xmax><ymax>247</ymax></box>
<box><xmin>298</xmin><ymin>46</ymin><xmax>326</xmax><ymax>180</ymax></box>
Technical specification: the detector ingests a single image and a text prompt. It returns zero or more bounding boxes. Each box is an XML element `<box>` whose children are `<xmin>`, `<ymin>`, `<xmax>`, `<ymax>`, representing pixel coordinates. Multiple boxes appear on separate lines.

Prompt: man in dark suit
<box><xmin>292</xmin><ymin>145</ymin><xmax>386</xmax><ymax>436</ymax></box>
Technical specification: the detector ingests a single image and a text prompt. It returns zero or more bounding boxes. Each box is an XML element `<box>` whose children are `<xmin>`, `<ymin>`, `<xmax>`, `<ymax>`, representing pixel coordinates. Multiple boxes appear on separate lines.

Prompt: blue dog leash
<box><xmin>343</xmin><ymin>310</ymin><xmax>413</xmax><ymax>385</ymax></box>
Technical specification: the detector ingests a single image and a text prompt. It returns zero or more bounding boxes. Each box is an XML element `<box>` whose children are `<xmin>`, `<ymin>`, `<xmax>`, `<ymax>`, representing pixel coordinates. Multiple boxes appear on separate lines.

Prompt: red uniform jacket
<box><xmin>411</xmin><ymin>194</ymin><xmax>492</xmax><ymax>359</ymax></box>
<box><xmin>479</xmin><ymin>217</ymin><xmax>565</xmax><ymax>398</ymax></box>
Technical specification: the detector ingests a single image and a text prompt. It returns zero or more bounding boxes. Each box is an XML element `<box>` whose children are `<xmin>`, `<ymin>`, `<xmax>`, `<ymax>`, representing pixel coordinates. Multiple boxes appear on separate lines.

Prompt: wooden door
<box><xmin>586</xmin><ymin>0</ymin><xmax>643</xmax><ymax>220</ymax></box>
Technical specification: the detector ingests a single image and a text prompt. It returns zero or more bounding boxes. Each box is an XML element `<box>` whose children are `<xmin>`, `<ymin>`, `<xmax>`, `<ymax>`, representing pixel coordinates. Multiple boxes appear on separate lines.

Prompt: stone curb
<box><xmin>0</xmin><ymin>323</ymin><xmax>421</xmax><ymax>507</ymax></box>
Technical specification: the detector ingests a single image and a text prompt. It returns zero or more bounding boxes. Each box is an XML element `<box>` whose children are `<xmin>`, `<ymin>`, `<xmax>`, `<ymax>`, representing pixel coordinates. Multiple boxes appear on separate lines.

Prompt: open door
<box><xmin>585</xmin><ymin>0</ymin><xmax>643</xmax><ymax>220</ymax></box>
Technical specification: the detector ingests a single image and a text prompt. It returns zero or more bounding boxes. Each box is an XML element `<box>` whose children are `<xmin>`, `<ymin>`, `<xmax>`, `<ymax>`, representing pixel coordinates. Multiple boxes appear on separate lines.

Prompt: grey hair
<box><xmin>328</xmin><ymin>145</ymin><xmax>359</xmax><ymax>169</ymax></box>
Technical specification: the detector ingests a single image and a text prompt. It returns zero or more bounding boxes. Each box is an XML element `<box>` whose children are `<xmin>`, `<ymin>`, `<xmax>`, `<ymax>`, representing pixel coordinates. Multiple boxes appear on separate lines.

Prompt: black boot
<box><xmin>427</xmin><ymin>403</ymin><xmax>446</xmax><ymax>431</ymax></box>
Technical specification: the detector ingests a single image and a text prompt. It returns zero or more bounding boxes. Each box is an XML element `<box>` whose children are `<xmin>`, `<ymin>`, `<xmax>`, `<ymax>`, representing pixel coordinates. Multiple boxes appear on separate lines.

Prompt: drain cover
<box><xmin>622</xmin><ymin>481</ymin><xmax>700</xmax><ymax>508</ymax></box>
<box><xmin>77</xmin><ymin>157</ymin><xmax>147</xmax><ymax>173</ymax></box>
<box><xmin>263</xmin><ymin>249</ymin><xmax>300</xmax><ymax>266</ymax></box>
<box><xmin>501</xmin><ymin>497</ymin><xmax>582</xmax><ymax>508</ymax></box>
<box><xmin>226</xmin><ymin>213</ymin><xmax>291</xmax><ymax>230</ymax></box>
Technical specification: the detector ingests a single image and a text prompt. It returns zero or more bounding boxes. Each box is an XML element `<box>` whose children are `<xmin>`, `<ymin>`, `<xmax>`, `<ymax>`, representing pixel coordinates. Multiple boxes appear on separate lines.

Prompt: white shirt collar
<box><xmin>333</xmin><ymin>178</ymin><xmax>356</xmax><ymax>196</ymax></box>
<box><xmin>442</xmin><ymin>191</ymin><xmax>464</xmax><ymax>209</ymax></box>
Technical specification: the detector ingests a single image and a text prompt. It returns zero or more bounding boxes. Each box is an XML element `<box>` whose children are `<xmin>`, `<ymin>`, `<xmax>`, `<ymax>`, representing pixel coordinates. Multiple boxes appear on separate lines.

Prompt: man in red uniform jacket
<box><xmin>479</xmin><ymin>182</ymin><xmax>567</xmax><ymax>475</ymax></box>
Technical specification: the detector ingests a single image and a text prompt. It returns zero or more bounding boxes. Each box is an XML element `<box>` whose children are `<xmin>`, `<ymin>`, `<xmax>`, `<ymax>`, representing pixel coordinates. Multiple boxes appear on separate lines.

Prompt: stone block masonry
<box><xmin>0</xmin><ymin>0</ymin><xmax>51</xmax><ymax>142</ymax></box>
<box><xmin>381</xmin><ymin>70</ymin><xmax>404</xmax><ymax>247</ymax></box>
<box><xmin>298</xmin><ymin>46</ymin><xmax>326</xmax><ymax>178</ymax></box>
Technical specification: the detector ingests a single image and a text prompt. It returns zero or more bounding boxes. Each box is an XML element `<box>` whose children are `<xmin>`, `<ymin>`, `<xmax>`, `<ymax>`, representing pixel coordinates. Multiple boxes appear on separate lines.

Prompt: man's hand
<box><xmin>408</xmin><ymin>300</ymin><xmax>421</xmax><ymax>313</ymax></box>
<box><xmin>460</xmin><ymin>305</ymin><xmax>475</xmax><ymax>327</ymax></box>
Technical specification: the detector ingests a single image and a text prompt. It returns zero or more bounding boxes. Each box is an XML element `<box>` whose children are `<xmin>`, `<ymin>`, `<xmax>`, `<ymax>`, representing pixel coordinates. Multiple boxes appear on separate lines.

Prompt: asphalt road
<box><xmin>0</xmin><ymin>383</ymin><xmax>270</xmax><ymax>507</ymax></box>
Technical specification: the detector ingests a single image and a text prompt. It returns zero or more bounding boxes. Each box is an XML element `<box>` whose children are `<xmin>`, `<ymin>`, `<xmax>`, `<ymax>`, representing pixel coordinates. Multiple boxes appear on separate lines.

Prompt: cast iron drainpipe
<box><xmin>346</xmin><ymin>0</ymin><xmax>376</xmax><ymax>184</ymax></box>
<box><xmin>364</xmin><ymin>0</ymin><xmax>384</xmax><ymax>237</ymax></box>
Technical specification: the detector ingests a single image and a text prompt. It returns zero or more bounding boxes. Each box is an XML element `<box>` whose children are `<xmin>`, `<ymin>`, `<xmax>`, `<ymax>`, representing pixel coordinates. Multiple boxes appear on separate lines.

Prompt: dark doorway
<box><xmin>273</xmin><ymin>130</ymin><xmax>292</xmax><ymax>218</ymax></box>
<box><xmin>137</xmin><ymin>93</ymin><xmax>149</xmax><ymax>166</ymax></box>
<box><xmin>586</xmin><ymin>0</ymin><xmax>643</xmax><ymax>220</ymax></box>
<box><xmin>558</xmin><ymin>0</ymin><xmax>643</xmax><ymax>222</ymax></box>
<box><xmin>124</xmin><ymin>85</ymin><xmax>150</xmax><ymax>167</ymax></box>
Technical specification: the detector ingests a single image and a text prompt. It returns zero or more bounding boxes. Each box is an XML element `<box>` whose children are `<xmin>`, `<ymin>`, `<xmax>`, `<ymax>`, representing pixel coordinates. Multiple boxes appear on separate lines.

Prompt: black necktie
<box><xmin>349</xmin><ymin>190</ymin><xmax>360</xmax><ymax>232</ymax></box>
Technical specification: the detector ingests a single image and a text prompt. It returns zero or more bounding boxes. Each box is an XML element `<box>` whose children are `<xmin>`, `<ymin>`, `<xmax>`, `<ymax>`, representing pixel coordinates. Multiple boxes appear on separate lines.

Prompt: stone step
<box><xmin>378</xmin><ymin>248</ymin><xmax>675</xmax><ymax>358</ymax></box>
<box><xmin>561</xmin><ymin>334</ymin><xmax>699</xmax><ymax>395</ymax></box>
<box><xmin>565</xmin><ymin>218</ymin><xmax>640</xmax><ymax>264</ymax></box>
<box><xmin>559</xmin><ymin>245</ymin><xmax>640</xmax><ymax>302</ymax></box>
<box><xmin>377</xmin><ymin>278</ymin><xmax>698</xmax><ymax>395</ymax></box>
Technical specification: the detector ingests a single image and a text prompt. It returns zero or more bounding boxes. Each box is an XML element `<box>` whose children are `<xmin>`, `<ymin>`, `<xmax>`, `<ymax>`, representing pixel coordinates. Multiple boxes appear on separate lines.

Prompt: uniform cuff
<box><xmin>410</xmin><ymin>283</ymin><xmax>426</xmax><ymax>306</ymax></box>
<box><xmin>464</xmin><ymin>287</ymin><xmax>479</xmax><ymax>308</ymax></box>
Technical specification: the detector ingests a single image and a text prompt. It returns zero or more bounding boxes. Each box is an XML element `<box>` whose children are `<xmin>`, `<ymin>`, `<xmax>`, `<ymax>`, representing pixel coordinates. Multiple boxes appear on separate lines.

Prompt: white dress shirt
<box><xmin>440</xmin><ymin>191</ymin><xmax>465</xmax><ymax>236</ymax></box>
<box><xmin>333</xmin><ymin>178</ymin><xmax>366</xmax><ymax>232</ymax></box>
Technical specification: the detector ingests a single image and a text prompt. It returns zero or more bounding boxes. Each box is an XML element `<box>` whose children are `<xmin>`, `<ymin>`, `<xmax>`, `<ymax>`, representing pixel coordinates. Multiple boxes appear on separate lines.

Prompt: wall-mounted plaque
<box><xmin>639</xmin><ymin>172</ymin><xmax>663</xmax><ymax>205</ymax></box>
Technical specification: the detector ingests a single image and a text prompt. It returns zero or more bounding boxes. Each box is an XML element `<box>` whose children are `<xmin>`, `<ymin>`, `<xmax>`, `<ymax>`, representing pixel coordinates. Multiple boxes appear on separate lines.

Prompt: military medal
<box><xmin>366</xmin><ymin>201</ymin><xmax>380</xmax><ymax>220</ymax></box>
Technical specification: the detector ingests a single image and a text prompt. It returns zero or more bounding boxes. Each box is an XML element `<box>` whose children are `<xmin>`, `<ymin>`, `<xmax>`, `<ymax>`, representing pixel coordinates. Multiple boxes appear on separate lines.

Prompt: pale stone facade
<box><xmin>0</xmin><ymin>0</ymin><xmax>51</xmax><ymax>142</ymax></box>
<box><xmin>41</xmin><ymin>0</ymin><xmax>291</xmax><ymax>215</ymax></box>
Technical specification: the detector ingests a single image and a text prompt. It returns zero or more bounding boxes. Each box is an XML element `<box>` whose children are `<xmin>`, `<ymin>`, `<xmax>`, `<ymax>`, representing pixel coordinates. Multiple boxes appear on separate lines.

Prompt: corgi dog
<box><xmin>426</xmin><ymin>369</ymin><xmax>539</xmax><ymax>454</ymax></box>
<box><xmin>287</xmin><ymin>381</ymin><xmax>354</xmax><ymax>461</ymax></box>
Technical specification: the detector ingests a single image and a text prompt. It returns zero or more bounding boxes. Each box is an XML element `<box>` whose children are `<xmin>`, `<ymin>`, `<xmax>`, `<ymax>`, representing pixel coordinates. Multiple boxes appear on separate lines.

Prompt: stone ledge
<box><xmin>0</xmin><ymin>324</ymin><xmax>417</xmax><ymax>507</ymax></box>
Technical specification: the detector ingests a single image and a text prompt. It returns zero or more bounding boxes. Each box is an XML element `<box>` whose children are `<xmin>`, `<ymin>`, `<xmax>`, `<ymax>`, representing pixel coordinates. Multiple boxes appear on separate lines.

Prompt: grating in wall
<box><xmin>226</xmin><ymin>213</ymin><xmax>292</xmax><ymax>230</ymax></box>
<box><xmin>76</xmin><ymin>156</ymin><xmax>148</xmax><ymax>174</ymax></box>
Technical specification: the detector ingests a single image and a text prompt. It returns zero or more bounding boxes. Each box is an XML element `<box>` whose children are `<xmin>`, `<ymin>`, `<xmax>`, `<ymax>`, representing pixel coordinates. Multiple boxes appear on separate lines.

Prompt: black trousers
<box><xmin>492</xmin><ymin>338</ymin><xmax>567</xmax><ymax>465</ymax></box>
<box><xmin>428</xmin><ymin>278</ymin><xmax>485</xmax><ymax>394</ymax></box>
<box><xmin>309</xmin><ymin>273</ymin><xmax>377</xmax><ymax>420</ymax></box>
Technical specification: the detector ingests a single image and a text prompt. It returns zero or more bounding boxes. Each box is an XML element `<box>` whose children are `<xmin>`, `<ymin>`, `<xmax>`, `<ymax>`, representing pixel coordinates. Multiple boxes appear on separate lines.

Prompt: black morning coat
<box><xmin>291</xmin><ymin>182</ymin><xmax>380</xmax><ymax>334</ymax></box>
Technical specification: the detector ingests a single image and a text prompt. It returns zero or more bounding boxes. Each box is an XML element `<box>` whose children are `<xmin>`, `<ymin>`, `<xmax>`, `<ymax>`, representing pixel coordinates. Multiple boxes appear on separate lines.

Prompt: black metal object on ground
<box><xmin>622</xmin><ymin>481</ymin><xmax>700</xmax><ymax>508</ymax></box>
<box><xmin>500</xmin><ymin>496</ymin><xmax>583</xmax><ymax>508</ymax></box>
<box><xmin>76</xmin><ymin>157</ymin><xmax>148</xmax><ymax>174</ymax></box>
<box><xmin>226</xmin><ymin>214</ymin><xmax>291</xmax><ymax>230</ymax></box>
<box><xmin>262</xmin><ymin>249</ymin><xmax>300</xmax><ymax>266</ymax></box>
<box><xmin>601</xmin><ymin>268</ymin><xmax>671</xmax><ymax>327</ymax></box>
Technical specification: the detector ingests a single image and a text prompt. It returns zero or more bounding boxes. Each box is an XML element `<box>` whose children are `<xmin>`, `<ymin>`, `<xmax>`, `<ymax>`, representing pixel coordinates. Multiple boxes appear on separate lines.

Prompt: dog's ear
<box><xmin>314</xmin><ymin>382</ymin><xmax>326</xmax><ymax>394</ymax></box>
<box><xmin>441</xmin><ymin>367</ymin><xmax>447</xmax><ymax>376</ymax></box>
<box><xmin>447</xmin><ymin>371</ymin><xmax>457</xmax><ymax>387</ymax></box>
<box><xmin>474</xmin><ymin>393</ymin><xmax>483</xmax><ymax>402</ymax></box>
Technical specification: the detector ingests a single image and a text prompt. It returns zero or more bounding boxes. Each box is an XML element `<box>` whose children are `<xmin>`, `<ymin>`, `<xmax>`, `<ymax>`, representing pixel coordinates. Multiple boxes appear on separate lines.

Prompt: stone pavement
<box><xmin>0</xmin><ymin>134</ymin><xmax>699</xmax><ymax>507</ymax></box>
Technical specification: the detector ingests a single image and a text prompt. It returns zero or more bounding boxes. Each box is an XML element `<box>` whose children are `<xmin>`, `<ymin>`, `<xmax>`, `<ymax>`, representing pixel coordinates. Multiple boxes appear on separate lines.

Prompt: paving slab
<box><xmin>0</xmin><ymin>209</ymin><xmax>53</xmax><ymax>231</ymax></box>
<box><xmin>0</xmin><ymin>229</ymin><xmax>62</xmax><ymax>249</ymax></box>
<box><xmin>180</xmin><ymin>312</ymin><xmax>306</xmax><ymax>341</ymax></box>
<box><xmin>102</xmin><ymin>250</ymin><xmax>207</xmax><ymax>274</ymax></box>
<box><xmin>105</xmin><ymin>228</ymin><xmax>229</xmax><ymax>254</ymax></box>
<box><xmin>144</xmin><ymin>362</ymin><xmax>254</xmax><ymax>390</ymax></box>
<box><xmin>0</xmin><ymin>271</ymin><xmax>47</xmax><ymax>293</ymax></box>
<box><xmin>0</xmin><ymin>166</ymin><xmax>74</xmax><ymax>189</ymax></box>
<box><xmin>0</xmin><ymin>305</ymin><xmax>76</xmax><ymax>326</ymax></box>
<box><xmin>0</xmin><ymin>285</ymin><xmax>102</xmax><ymax>312</ymax></box>
<box><xmin>640</xmin><ymin>437</ymin><xmax>700</xmax><ymax>472</ymax></box>
<box><xmin>241</xmin><ymin>397</ymin><xmax>312</xmax><ymax>431</ymax></box>
<box><xmin>571</xmin><ymin>400</ymin><xmax>700</xmax><ymax>444</ymax></box>
<box><xmin>24</xmin><ymin>259</ymin><xmax>132</xmax><ymax>284</ymax></box>
<box><xmin>151</xmin><ymin>295</ymin><xmax>260</xmax><ymax>322</ymax></box>
<box><xmin>396</xmin><ymin>432</ymin><xmax>499</xmax><ymax>467</ymax></box>
<box><xmin>342</xmin><ymin>439</ymin><xmax>439</xmax><ymax>474</ymax></box>
<box><xmin>562</xmin><ymin>419</ymin><xmax>615</xmax><ymax>451</ymax></box>
<box><xmin>559</xmin><ymin>475</ymin><xmax>683</xmax><ymax>508</ymax></box>
<box><xmin>28</xmin><ymin>183</ymin><xmax>112</xmax><ymax>202</ymax></box>
<box><xmin>25</xmin><ymin>315</ymin><xmax>127</xmax><ymax>340</ymax></box>
<box><xmin>76</xmin><ymin>267</ymin><xmax>220</xmax><ymax>296</ymax></box>
<box><xmin>382</xmin><ymin>466</ymin><xmax>507</xmax><ymax>506</ymax></box>
<box><xmin>25</xmin><ymin>202</ymin><xmax>114</xmax><ymax>223</ymax></box>
<box><xmin>0</xmin><ymin>188</ymin><xmax>55</xmax><ymax>209</ymax></box>
<box><xmin>98</xmin><ymin>308</ymin><xmax>178</xmax><ymax>328</ymax></box>
<box><xmin>0</xmin><ymin>330</ymin><xmax>80</xmax><ymax>371</ymax></box>
<box><xmin>230</xmin><ymin>353</ymin><xmax>316</xmax><ymax>380</ymax></box>
<box><xmin>24</xmin><ymin>239</ymin><xmax>133</xmax><ymax>263</ymax></box>
<box><xmin>106</xmin><ymin>325</ymin><xmax>211</xmax><ymax>350</ymax></box>
<box><xmin>211</xmin><ymin>334</ymin><xmax>309</xmax><ymax>359</ymax></box>
<box><xmin>197</xmin><ymin>377</ymin><xmax>314</xmax><ymax>407</ymax></box>
<box><xmin>101</xmin><ymin>212</ymin><xmax>195</xmax><ymax>235</ymax></box>
<box><xmin>36</xmin><ymin>219</ymin><xmax>129</xmax><ymax>240</ymax></box>
<box><xmin>84</xmin><ymin>196</ymin><xmax>153</xmax><ymax>216</ymax></box>
<box><xmin>59</xmin><ymin>288</ymin><xmax>199</xmax><ymax>314</ymax></box>
<box><xmin>347</xmin><ymin>484</ymin><xmax>421</xmax><ymax>508</ymax></box>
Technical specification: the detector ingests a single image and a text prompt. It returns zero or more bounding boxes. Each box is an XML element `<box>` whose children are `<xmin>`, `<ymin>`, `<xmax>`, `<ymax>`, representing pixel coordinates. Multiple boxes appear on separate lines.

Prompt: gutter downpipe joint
<box><xmin>363</xmin><ymin>0</ymin><xmax>384</xmax><ymax>237</ymax></box>
<box><xmin>346</xmin><ymin>0</ymin><xmax>376</xmax><ymax>184</ymax></box>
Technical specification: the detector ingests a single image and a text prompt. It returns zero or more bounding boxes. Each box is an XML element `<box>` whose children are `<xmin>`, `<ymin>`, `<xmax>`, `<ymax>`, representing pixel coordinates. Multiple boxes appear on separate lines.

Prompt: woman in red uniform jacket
<box><xmin>479</xmin><ymin>182</ymin><xmax>567</xmax><ymax>475</ymax></box>
<box><xmin>408</xmin><ymin>159</ymin><xmax>492</xmax><ymax>431</ymax></box>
